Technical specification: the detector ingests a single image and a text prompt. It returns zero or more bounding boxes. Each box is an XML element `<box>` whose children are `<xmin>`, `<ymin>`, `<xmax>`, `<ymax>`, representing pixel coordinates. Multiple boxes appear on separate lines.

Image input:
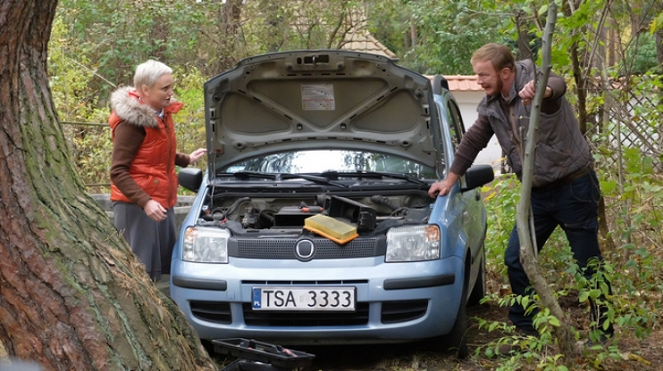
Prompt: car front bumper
<box><xmin>170</xmin><ymin>255</ymin><xmax>465</xmax><ymax>345</ymax></box>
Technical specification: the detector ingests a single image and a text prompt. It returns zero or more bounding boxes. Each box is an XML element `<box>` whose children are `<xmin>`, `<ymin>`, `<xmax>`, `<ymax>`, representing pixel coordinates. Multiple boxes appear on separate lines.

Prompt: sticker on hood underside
<box><xmin>301</xmin><ymin>83</ymin><xmax>335</xmax><ymax>110</ymax></box>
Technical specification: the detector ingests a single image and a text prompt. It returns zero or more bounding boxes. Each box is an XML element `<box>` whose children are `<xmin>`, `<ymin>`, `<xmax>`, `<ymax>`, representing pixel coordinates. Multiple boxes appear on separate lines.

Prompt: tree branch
<box><xmin>516</xmin><ymin>0</ymin><xmax>581</xmax><ymax>360</ymax></box>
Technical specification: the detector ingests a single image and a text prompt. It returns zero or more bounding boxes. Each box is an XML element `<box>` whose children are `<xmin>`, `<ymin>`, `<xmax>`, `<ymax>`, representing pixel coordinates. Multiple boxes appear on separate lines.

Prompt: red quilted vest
<box><xmin>109</xmin><ymin>89</ymin><xmax>183</xmax><ymax>209</ymax></box>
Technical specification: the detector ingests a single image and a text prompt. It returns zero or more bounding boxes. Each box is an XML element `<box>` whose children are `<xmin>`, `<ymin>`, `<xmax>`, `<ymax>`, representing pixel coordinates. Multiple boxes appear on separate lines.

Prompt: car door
<box><xmin>445</xmin><ymin>97</ymin><xmax>487</xmax><ymax>283</ymax></box>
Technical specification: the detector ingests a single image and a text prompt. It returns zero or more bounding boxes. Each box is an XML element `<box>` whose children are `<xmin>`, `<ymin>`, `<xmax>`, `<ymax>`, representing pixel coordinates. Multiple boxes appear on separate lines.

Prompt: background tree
<box><xmin>0</xmin><ymin>1</ymin><xmax>216</xmax><ymax>369</ymax></box>
<box><xmin>366</xmin><ymin>0</ymin><xmax>503</xmax><ymax>74</ymax></box>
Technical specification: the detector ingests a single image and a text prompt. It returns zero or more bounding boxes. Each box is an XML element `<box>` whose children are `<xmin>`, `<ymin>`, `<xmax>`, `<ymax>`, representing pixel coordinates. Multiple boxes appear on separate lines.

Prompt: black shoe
<box><xmin>497</xmin><ymin>343</ymin><xmax>523</xmax><ymax>356</ymax></box>
<box><xmin>515</xmin><ymin>326</ymin><xmax>539</xmax><ymax>338</ymax></box>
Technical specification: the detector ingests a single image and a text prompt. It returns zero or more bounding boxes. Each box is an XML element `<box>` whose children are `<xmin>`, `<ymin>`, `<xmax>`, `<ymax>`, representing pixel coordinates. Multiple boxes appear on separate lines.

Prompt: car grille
<box><xmin>242</xmin><ymin>302</ymin><xmax>369</xmax><ymax>326</ymax></box>
<box><xmin>190</xmin><ymin>301</ymin><xmax>232</xmax><ymax>324</ymax></box>
<box><xmin>190</xmin><ymin>299</ymin><xmax>427</xmax><ymax>326</ymax></box>
<box><xmin>381</xmin><ymin>300</ymin><xmax>428</xmax><ymax>324</ymax></box>
<box><xmin>234</xmin><ymin>238</ymin><xmax>379</xmax><ymax>259</ymax></box>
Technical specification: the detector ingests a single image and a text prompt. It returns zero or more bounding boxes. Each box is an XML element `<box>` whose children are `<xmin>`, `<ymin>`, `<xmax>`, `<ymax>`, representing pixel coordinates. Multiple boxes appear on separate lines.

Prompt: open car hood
<box><xmin>204</xmin><ymin>50</ymin><xmax>441</xmax><ymax>179</ymax></box>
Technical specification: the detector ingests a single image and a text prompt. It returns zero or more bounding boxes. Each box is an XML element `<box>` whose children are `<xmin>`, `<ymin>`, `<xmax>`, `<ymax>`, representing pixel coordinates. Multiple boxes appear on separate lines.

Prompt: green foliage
<box><xmin>476</xmin><ymin>300</ymin><xmax>569</xmax><ymax>370</ymax></box>
<box><xmin>242</xmin><ymin>0</ymin><xmax>366</xmax><ymax>53</ymax></box>
<box><xmin>478</xmin><ymin>161</ymin><xmax>661</xmax><ymax>368</ymax></box>
<box><xmin>482</xmin><ymin>174</ymin><xmax>519</xmax><ymax>283</ymax></box>
<box><xmin>172</xmin><ymin>65</ymin><xmax>207</xmax><ymax>169</ymax></box>
<box><xmin>55</xmin><ymin>0</ymin><xmax>208</xmax><ymax>93</ymax></box>
<box><xmin>367</xmin><ymin>0</ymin><xmax>505</xmax><ymax>74</ymax></box>
<box><xmin>49</xmin><ymin>16</ymin><xmax>208</xmax><ymax>193</ymax></box>
<box><xmin>622</xmin><ymin>32</ymin><xmax>660</xmax><ymax>74</ymax></box>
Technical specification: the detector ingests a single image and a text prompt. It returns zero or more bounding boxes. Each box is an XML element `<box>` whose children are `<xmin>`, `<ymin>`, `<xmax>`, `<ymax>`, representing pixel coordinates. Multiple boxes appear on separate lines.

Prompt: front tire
<box><xmin>445</xmin><ymin>286</ymin><xmax>469</xmax><ymax>358</ymax></box>
<box><xmin>431</xmin><ymin>280</ymin><xmax>469</xmax><ymax>358</ymax></box>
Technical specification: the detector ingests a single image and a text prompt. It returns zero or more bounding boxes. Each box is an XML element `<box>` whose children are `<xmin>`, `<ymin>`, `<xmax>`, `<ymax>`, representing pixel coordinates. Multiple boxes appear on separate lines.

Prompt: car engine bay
<box><xmin>195</xmin><ymin>190</ymin><xmax>434</xmax><ymax>238</ymax></box>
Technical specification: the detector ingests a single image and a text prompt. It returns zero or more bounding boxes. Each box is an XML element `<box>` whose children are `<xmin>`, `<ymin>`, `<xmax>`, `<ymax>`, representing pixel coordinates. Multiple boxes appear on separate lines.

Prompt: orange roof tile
<box><xmin>427</xmin><ymin>75</ymin><xmax>483</xmax><ymax>92</ymax></box>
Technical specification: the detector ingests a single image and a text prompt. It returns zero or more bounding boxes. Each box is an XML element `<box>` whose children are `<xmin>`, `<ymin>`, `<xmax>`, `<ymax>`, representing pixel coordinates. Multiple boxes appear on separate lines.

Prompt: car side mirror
<box><xmin>460</xmin><ymin>164</ymin><xmax>495</xmax><ymax>192</ymax></box>
<box><xmin>179</xmin><ymin>167</ymin><xmax>203</xmax><ymax>192</ymax></box>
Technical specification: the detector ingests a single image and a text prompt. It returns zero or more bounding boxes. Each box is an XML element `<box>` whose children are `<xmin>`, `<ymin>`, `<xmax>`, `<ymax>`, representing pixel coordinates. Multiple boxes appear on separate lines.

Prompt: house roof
<box><xmin>428</xmin><ymin>75</ymin><xmax>482</xmax><ymax>92</ymax></box>
<box><xmin>341</xmin><ymin>31</ymin><xmax>397</xmax><ymax>58</ymax></box>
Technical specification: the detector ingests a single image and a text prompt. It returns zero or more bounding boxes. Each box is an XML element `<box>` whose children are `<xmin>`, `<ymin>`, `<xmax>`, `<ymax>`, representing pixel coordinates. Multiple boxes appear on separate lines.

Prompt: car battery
<box><xmin>273</xmin><ymin>205</ymin><xmax>322</xmax><ymax>226</ymax></box>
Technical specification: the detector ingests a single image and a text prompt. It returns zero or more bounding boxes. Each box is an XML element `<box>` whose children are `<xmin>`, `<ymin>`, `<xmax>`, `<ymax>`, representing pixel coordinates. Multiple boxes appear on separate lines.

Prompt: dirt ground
<box><xmin>210</xmin><ymin>295</ymin><xmax>663</xmax><ymax>371</ymax></box>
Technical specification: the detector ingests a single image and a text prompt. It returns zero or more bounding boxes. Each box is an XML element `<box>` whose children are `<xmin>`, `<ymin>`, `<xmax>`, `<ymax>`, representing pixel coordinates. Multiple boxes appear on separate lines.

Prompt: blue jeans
<box><xmin>504</xmin><ymin>170</ymin><xmax>613</xmax><ymax>333</ymax></box>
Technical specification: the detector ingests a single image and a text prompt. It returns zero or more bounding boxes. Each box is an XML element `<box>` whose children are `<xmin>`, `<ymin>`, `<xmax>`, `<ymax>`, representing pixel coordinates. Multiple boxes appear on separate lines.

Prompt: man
<box><xmin>429</xmin><ymin>43</ymin><xmax>613</xmax><ymax>344</ymax></box>
<box><xmin>109</xmin><ymin>60</ymin><xmax>206</xmax><ymax>281</ymax></box>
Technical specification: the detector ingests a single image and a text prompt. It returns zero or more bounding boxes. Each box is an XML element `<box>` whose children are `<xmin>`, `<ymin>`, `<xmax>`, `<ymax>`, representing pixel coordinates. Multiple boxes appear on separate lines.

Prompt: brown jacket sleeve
<box><xmin>175</xmin><ymin>153</ymin><xmax>191</xmax><ymax>168</ymax></box>
<box><xmin>541</xmin><ymin>71</ymin><xmax>566</xmax><ymax>114</ymax></box>
<box><xmin>109</xmin><ymin>122</ymin><xmax>152</xmax><ymax>208</ymax></box>
<box><xmin>449</xmin><ymin>114</ymin><xmax>495</xmax><ymax>176</ymax></box>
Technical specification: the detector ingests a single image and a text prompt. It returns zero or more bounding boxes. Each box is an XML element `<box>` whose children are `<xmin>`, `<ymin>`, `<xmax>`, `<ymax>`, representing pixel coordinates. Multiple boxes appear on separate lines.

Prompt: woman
<box><xmin>109</xmin><ymin>60</ymin><xmax>205</xmax><ymax>281</ymax></box>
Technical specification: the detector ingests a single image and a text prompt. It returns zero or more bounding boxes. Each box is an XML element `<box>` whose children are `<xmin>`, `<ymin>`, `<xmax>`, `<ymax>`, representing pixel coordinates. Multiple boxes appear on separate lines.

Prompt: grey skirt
<box><xmin>113</xmin><ymin>201</ymin><xmax>176</xmax><ymax>281</ymax></box>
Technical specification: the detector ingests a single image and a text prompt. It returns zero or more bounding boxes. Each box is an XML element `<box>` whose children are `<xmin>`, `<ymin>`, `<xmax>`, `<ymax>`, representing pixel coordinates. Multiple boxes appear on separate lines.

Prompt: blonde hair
<box><xmin>471</xmin><ymin>43</ymin><xmax>515</xmax><ymax>72</ymax></box>
<box><xmin>133</xmin><ymin>60</ymin><xmax>172</xmax><ymax>89</ymax></box>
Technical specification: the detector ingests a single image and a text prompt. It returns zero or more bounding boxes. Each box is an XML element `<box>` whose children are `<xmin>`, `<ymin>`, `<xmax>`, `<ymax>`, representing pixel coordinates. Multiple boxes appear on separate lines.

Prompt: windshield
<box><xmin>221</xmin><ymin>150</ymin><xmax>438</xmax><ymax>180</ymax></box>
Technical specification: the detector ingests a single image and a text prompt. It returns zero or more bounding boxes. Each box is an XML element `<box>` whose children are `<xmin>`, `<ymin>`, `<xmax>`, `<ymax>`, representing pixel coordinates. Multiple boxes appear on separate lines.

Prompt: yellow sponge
<box><xmin>303</xmin><ymin>214</ymin><xmax>358</xmax><ymax>244</ymax></box>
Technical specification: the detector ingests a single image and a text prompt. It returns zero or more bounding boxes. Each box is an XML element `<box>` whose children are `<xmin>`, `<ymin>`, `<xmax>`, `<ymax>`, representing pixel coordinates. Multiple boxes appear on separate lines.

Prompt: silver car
<box><xmin>171</xmin><ymin>50</ymin><xmax>493</xmax><ymax>358</ymax></box>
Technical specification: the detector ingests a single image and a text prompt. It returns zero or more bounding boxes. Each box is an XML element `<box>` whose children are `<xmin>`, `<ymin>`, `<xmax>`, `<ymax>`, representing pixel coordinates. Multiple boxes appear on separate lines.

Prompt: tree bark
<box><xmin>516</xmin><ymin>1</ymin><xmax>579</xmax><ymax>360</ymax></box>
<box><xmin>0</xmin><ymin>1</ymin><xmax>216</xmax><ymax>370</ymax></box>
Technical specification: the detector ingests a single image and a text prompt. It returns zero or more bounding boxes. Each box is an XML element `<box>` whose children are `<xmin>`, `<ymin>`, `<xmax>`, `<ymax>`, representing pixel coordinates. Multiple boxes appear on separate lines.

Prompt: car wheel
<box><xmin>467</xmin><ymin>247</ymin><xmax>486</xmax><ymax>306</ymax></box>
<box><xmin>446</xmin><ymin>283</ymin><xmax>469</xmax><ymax>358</ymax></box>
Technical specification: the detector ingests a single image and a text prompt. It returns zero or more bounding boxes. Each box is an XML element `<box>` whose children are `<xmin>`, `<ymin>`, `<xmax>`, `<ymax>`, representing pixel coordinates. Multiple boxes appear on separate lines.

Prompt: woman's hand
<box><xmin>188</xmin><ymin>148</ymin><xmax>206</xmax><ymax>164</ymax></box>
<box><xmin>144</xmin><ymin>200</ymin><xmax>167</xmax><ymax>221</ymax></box>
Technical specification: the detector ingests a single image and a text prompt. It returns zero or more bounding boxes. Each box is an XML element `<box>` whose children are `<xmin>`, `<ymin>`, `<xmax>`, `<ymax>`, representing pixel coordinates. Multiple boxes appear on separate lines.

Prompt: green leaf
<box><xmin>589</xmin><ymin>289</ymin><xmax>602</xmax><ymax>299</ymax></box>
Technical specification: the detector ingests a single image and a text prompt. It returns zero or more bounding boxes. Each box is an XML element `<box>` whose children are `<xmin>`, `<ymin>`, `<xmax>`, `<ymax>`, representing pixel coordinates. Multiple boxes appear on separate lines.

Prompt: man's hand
<box><xmin>428</xmin><ymin>173</ymin><xmax>460</xmax><ymax>198</ymax></box>
<box><xmin>144</xmin><ymin>199</ymin><xmax>167</xmax><ymax>221</ymax></box>
<box><xmin>188</xmin><ymin>148</ymin><xmax>206</xmax><ymax>164</ymax></box>
<box><xmin>519</xmin><ymin>80</ymin><xmax>551</xmax><ymax>106</ymax></box>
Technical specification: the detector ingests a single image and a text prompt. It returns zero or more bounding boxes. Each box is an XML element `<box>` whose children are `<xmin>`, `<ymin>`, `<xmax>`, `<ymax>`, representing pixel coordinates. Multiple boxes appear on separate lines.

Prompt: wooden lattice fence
<box><xmin>585</xmin><ymin>74</ymin><xmax>662</xmax><ymax>172</ymax></box>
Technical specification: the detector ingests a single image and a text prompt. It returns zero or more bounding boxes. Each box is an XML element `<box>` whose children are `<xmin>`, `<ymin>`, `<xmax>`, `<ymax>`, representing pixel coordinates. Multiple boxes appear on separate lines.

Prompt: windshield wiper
<box><xmin>218</xmin><ymin>171</ymin><xmax>347</xmax><ymax>188</ymax></box>
<box><xmin>279</xmin><ymin>173</ymin><xmax>347</xmax><ymax>188</ymax></box>
<box><xmin>319</xmin><ymin>171</ymin><xmax>428</xmax><ymax>186</ymax></box>
<box><xmin>220</xmin><ymin>171</ymin><xmax>277</xmax><ymax>180</ymax></box>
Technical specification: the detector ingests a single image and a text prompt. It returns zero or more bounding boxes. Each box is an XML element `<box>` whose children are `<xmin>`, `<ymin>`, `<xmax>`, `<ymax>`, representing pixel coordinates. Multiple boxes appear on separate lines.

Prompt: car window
<box><xmin>221</xmin><ymin>150</ymin><xmax>438</xmax><ymax>179</ymax></box>
<box><xmin>446</xmin><ymin>100</ymin><xmax>465</xmax><ymax>150</ymax></box>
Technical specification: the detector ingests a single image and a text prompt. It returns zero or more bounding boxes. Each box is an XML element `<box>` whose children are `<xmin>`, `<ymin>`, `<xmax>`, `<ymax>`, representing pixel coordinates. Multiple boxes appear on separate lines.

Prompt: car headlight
<box><xmin>385</xmin><ymin>225</ymin><xmax>440</xmax><ymax>262</ymax></box>
<box><xmin>182</xmin><ymin>227</ymin><xmax>230</xmax><ymax>263</ymax></box>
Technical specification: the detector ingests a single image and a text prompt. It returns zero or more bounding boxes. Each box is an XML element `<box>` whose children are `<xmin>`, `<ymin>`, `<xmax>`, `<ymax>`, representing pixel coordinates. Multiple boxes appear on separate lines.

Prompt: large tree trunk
<box><xmin>0</xmin><ymin>2</ymin><xmax>216</xmax><ymax>370</ymax></box>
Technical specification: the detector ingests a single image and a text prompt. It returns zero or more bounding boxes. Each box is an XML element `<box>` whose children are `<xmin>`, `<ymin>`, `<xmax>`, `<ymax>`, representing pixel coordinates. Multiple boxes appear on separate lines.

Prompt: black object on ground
<box><xmin>213</xmin><ymin>338</ymin><xmax>315</xmax><ymax>371</ymax></box>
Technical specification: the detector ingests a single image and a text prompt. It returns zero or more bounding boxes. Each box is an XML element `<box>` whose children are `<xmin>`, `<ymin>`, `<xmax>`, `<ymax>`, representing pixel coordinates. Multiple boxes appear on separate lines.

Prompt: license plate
<box><xmin>252</xmin><ymin>287</ymin><xmax>355</xmax><ymax>311</ymax></box>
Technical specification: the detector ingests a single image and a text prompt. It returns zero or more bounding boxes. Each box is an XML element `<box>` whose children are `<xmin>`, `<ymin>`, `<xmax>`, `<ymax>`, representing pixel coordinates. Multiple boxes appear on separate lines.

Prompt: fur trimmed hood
<box><xmin>109</xmin><ymin>86</ymin><xmax>182</xmax><ymax>128</ymax></box>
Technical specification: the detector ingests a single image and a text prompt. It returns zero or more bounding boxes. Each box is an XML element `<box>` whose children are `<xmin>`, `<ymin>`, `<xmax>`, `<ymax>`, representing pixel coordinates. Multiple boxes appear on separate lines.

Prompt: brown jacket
<box><xmin>109</xmin><ymin>87</ymin><xmax>191</xmax><ymax>209</ymax></box>
<box><xmin>450</xmin><ymin>60</ymin><xmax>592</xmax><ymax>186</ymax></box>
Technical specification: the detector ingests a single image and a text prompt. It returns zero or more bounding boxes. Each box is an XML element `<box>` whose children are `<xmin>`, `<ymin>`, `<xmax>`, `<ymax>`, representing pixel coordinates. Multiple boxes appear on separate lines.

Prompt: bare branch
<box><xmin>517</xmin><ymin>0</ymin><xmax>581</xmax><ymax>359</ymax></box>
